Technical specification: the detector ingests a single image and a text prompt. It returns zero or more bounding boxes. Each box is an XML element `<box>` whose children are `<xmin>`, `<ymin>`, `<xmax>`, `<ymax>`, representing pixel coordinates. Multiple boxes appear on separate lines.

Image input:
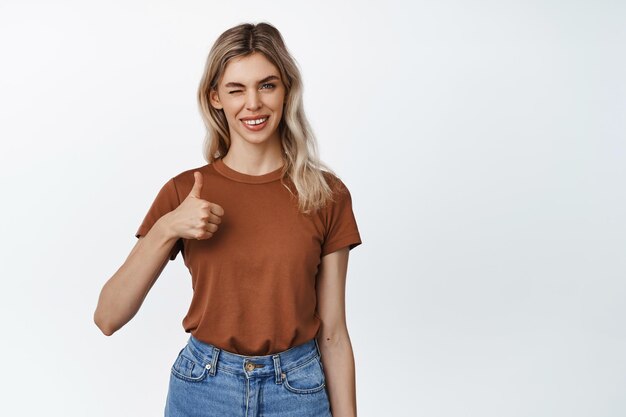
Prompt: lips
<box><xmin>240</xmin><ymin>115</ymin><xmax>269</xmax><ymax>131</ymax></box>
<box><xmin>240</xmin><ymin>115</ymin><xmax>270</xmax><ymax>121</ymax></box>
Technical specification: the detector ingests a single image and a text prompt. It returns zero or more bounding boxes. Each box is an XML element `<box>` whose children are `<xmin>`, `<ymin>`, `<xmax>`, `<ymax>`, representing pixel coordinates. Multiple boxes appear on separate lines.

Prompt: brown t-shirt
<box><xmin>135</xmin><ymin>158</ymin><xmax>362</xmax><ymax>355</ymax></box>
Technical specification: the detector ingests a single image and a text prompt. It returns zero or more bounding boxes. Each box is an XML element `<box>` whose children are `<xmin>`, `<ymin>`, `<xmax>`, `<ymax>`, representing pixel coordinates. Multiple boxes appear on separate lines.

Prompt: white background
<box><xmin>1</xmin><ymin>1</ymin><xmax>625</xmax><ymax>416</ymax></box>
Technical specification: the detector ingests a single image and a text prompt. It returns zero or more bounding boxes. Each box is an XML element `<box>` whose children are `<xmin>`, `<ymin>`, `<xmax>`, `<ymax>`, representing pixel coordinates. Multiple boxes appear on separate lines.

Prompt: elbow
<box><xmin>99</xmin><ymin>326</ymin><xmax>115</xmax><ymax>337</ymax></box>
<box><xmin>93</xmin><ymin>310</ymin><xmax>115</xmax><ymax>336</ymax></box>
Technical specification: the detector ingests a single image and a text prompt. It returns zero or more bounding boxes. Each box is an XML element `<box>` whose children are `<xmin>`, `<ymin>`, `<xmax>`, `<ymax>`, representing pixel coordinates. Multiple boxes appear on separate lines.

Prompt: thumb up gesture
<box><xmin>167</xmin><ymin>172</ymin><xmax>224</xmax><ymax>240</ymax></box>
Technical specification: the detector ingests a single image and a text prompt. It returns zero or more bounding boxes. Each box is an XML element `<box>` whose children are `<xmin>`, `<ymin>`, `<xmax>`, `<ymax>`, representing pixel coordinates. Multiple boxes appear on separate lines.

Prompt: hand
<box><xmin>166</xmin><ymin>171</ymin><xmax>224</xmax><ymax>240</ymax></box>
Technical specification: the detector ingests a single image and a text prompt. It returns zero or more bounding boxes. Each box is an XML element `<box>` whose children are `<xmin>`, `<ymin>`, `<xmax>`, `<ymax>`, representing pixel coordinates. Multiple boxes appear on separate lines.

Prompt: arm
<box><xmin>94</xmin><ymin>171</ymin><xmax>222</xmax><ymax>336</ymax></box>
<box><xmin>93</xmin><ymin>214</ymin><xmax>178</xmax><ymax>336</ymax></box>
<box><xmin>315</xmin><ymin>246</ymin><xmax>357</xmax><ymax>417</ymax></box>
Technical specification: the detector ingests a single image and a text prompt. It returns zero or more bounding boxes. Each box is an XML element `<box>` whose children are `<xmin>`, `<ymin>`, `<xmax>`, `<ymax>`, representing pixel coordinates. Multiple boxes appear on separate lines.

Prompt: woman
<box><xmin>94</xmin><ymin>22</ymin><xmax>362</xmax><ymax>417</ymax></box>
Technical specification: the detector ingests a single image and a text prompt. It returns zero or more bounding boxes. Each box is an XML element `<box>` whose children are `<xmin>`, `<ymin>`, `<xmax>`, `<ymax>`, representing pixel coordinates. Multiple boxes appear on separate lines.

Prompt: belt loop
<box><xmin>313</xmin><ymin>337</ymin><xmax>322</xmax><ymax>357</ymax></box>
<box><xmin>272</xmin><ymin>354</ymin><xmax>283</xmax><ymax>384</ymax></box>
<box><xmin>209</xmin><ymin>347</ymin><xmax>220</xmax><ymax>376</ymax></box>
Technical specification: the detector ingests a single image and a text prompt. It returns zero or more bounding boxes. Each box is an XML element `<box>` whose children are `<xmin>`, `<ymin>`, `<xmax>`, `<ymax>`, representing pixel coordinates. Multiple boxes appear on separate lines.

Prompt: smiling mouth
<box><xmin>240</xmin><ymin>115</ymin><xmax>270</xmax><ymax>131</ymax></box>
<box><xmin>241</xmin><ymin>116</ymin><xmax>269</xmax><ymax>125</ymax></box>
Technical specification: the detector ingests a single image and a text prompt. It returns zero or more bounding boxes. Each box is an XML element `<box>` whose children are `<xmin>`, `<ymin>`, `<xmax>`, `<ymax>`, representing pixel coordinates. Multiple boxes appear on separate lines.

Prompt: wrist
<box><xmin>154</xmin><ymin>212</ymin><xmax>178</xmax><ymax>242</ymax></box>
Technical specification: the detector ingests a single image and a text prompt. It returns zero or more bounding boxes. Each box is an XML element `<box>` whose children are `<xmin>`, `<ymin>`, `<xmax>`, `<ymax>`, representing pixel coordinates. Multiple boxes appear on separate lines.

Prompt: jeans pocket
<box><xmin>170</xmin><ymin>345</ymin><xmax>210</xmax><ymax>383</ymax></box>
<box><xmin>281</xmin><ymin>355</ymin><xmax>326</xmax><ymax>394</ymax></box>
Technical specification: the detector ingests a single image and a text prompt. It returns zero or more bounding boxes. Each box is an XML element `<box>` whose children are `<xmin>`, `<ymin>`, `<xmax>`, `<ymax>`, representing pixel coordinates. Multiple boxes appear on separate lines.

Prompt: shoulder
<box><xmin>169</xmin><ymin>162</ymin><xmax>212</xmax><ymax>188</ymax></box>
<box><xmin>144</xmin><ymin>163</ymin><xmax>211</xmax><ymax>202</ymax></box>
<box><xmin>171</xmin><ymin>163</ymin><xmax>211</xmax><ymax>181</ymax></box>
<box><xmin>320</xmin><ymin>170</ymin><xmax>351</xmax><ymax>197</ymax></box>
<box><xmin>317</xmin><ymin>170</ymin><xmax>354</xmax><ymax>212</ymax></box>
<box><xmin>321</xmin><ymin>169</ymin><xmax>345</xmax><ymax>190</ymax></box>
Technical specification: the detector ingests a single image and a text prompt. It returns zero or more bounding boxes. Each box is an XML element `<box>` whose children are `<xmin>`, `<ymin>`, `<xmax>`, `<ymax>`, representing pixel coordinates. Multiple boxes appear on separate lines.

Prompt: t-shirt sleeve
<box><xmin>320</xmin><ymin>179</ymin><xmax>363</xmax><ymax>257</ymax></box>
<box><xmin>135</xmin><ymin>177</ymin><xmax>184</xmax><ymax>261</ymax></box>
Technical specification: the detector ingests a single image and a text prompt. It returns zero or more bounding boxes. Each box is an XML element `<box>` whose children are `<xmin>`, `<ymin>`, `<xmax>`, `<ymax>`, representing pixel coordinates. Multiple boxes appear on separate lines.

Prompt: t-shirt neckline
<box><xmin>212</xmin><ymin>157</ymin><xmax>285</xmax><ymax>184</ymax></box>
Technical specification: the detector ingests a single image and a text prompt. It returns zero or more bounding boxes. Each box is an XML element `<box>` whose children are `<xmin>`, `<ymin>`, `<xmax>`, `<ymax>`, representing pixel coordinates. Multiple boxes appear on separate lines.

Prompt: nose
<box><xmin>245</xmin><ymin>90</ymin><xmax>262</xmax><ymax>111</ymax></box>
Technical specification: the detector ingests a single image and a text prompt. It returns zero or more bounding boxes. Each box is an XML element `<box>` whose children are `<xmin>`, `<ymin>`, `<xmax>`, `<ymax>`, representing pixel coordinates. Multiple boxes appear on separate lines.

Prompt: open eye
<box><xmin>261</xmin><ymin>83</ymin><xmax>276</xmax><ymax>90</ymax></box>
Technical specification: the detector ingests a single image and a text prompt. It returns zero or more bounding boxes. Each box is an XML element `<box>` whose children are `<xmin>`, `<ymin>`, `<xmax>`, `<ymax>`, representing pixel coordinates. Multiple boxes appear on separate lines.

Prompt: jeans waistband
<box><xmin>186</xmin><ymin>334</ymin><xmax>321</xmax><ymax>381</ymax></box>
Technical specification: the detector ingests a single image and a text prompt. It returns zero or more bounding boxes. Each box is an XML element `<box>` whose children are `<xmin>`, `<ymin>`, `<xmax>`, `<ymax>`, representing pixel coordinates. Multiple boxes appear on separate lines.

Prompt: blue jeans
<box><xmin>164</xmin><ymin>334</ymin><xmax>333</xmax><ymax>416</ymax></box>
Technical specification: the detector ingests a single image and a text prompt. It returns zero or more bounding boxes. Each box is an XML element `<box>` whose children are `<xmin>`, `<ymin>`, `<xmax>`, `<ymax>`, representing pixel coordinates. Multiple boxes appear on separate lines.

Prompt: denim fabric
<box><xmin>164</xmin><ymin>334</ymin><xmax>333</xmax><ymax>417</ymax></box>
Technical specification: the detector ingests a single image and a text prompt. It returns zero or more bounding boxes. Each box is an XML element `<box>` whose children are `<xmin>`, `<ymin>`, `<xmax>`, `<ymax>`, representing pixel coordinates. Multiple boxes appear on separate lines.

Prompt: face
<box><xmin>209</xmin><ymin>52</ymin><xmax>286</xmax><ymax>148</ymax></box>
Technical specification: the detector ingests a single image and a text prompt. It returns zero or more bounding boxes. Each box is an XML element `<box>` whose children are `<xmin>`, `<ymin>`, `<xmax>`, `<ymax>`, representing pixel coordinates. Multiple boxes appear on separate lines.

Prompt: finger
<box><xmin>188</xmin><ymin>171</ymin><xmax>203</xmax><ymax>199</ymax></box>
<box><xmin>209</xmin><ymin>202</ymin><xmax>225</xmax><ymax>217</ymax></box>
<box><xmin>206</xmin><ymin>212</ymin><xmax>222</xmax><ymax>225</ymax></box>
<box><xmin>196</xmin><ymin>230</ymin><xmax>213</xmax><ymax>240</ymax></box>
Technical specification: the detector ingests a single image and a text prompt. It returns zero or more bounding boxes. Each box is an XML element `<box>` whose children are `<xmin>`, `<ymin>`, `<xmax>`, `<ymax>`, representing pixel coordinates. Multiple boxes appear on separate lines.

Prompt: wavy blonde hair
<box><xmin>197</xmin><ymin>22</ymin><xmax>340</xmax><ymax>214</ymax></box>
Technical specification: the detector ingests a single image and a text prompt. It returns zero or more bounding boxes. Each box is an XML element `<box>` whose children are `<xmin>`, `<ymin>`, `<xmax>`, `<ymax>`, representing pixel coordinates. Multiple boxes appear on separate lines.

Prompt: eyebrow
<box><xmin>224</xmin><ymin>75</ymin><xmax>280</xmax><ymax>88</ymax></box>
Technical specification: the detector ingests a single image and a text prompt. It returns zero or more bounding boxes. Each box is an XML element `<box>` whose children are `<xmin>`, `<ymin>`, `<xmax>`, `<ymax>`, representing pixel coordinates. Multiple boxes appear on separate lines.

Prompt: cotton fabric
<box><xmin>135</xmin><ymin>158</ymin><xmax>362</xmax><ymax>355</ymax></box>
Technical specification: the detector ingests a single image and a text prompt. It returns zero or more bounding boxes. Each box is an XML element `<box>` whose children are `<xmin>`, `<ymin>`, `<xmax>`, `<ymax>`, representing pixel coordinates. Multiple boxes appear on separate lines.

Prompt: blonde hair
<box><xmin>197</xmin><ymin>22</ymin><xmax>340</xmax><ymax>214</ymax></box>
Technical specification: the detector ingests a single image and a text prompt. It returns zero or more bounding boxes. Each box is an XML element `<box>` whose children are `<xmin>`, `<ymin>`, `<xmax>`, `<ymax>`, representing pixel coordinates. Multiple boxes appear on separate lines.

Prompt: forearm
<box><xmin>94</xmin><ymin>215</ymin><xmax>178</xmax><ymax>335</ymax></box>
<box><xmin>317</xmin><ymin>330</ymin><xmax>357</xmax><ymax>417</ymax></box>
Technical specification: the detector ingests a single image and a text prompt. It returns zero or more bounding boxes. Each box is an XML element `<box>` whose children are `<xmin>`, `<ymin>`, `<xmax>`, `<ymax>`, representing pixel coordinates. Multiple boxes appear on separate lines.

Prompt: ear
<box><xmin>209</xmin><ymin>88</ymin><xmax>223</xmax><ymax>110</ymax></box>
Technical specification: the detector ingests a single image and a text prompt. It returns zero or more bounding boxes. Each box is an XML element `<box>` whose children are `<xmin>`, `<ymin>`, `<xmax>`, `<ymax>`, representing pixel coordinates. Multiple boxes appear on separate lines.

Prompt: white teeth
<box><xmin>242</xmin><ymin>117</ymin><xmax>268</xmax><ymax>125</ymax></box>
